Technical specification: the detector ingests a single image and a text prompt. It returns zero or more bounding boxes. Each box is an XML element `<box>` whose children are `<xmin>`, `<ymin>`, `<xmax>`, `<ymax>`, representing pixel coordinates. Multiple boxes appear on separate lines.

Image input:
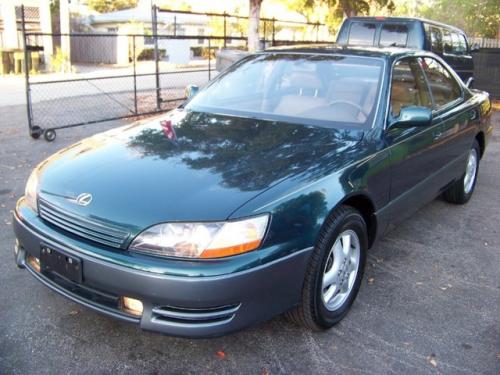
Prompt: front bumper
<box><xmin>13</xmin><ymin>204</ymin><xmax>312</xmax><ymax>338</ymax></box>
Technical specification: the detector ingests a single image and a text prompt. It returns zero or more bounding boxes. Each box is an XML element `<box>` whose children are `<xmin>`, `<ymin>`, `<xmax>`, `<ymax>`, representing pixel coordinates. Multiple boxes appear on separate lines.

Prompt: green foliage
<box><xmin>87</xmin><ymin>0</ymin><xmax>138</xmax><ymax>13</ymax></box>
<box><xmin>419</xmin><ymin>0</ymin><xmax>500</xmax><ymax>38</ymax></box>
<box><xmin>287</xmin><ymin>0</ymin><xmax>395</xmax><ymax>34</ymax></box>
<box><xmin>137</xmin><ymin>48</ymin><xmax>166</xmax><ymax>61</ymax></box>
<box><xmin>50</xmin><ymin>47</ymin><xmax>70</xmax><ymax>73</ymax></box>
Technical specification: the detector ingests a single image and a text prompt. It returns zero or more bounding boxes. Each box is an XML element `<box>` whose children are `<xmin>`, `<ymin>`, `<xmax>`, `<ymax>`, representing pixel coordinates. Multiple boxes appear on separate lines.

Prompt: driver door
<box><xmin>384</xmin><ymin>57</ymin><xmax>443</xmax><ymax>223</ymax></box>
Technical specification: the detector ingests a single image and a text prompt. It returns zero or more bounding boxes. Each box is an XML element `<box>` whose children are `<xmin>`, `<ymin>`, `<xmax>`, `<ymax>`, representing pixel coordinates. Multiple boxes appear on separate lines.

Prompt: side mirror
<box><xmin>389</xmin><ymin>106</ymin><xmax>432</xmax><ymax>129</ymax></box>
<box><xmin>185</xmin><ymin>84</ymin><xmax>199</xmax><ymax>99</ymax></box>
<box><xmin>470</xmin><ymin>42</ymin><xmax>480</xmax><ymax>52</ymax></box>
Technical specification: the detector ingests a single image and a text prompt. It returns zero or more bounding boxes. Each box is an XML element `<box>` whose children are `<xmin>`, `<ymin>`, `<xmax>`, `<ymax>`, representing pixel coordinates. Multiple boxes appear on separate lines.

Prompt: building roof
<box><xmin>90</xmin><ymin>6</ymin><xmax>209</xmax><ymax>26</ymax></box>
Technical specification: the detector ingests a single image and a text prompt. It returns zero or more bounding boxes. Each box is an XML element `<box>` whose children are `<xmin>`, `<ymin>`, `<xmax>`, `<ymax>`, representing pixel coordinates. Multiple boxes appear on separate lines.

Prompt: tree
<box><xmin>419</xmin><ymin>0</ymin><xmax>500</xmax><ymax>38</ymax></box>
<box><xmin>87</xmin><ymin>0</ymin><xmax>138</xmax><ymax>13</ymax></box>
<box><xmin>248</xmin><ymin>0</ymin><xmax>263</xmax><ymax>51</ymax></box>
<box><xmin>287</xmin><ymin>0</ymin><xmax>395</xmax><ymax>35</ymax></box>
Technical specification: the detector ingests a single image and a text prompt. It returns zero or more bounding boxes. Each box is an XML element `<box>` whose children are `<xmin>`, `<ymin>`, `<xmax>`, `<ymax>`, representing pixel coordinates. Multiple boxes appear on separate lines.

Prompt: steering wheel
<box><xmin>327</xmin><ymin>100</ymin><xmax>369</xmax><ymax>119</ymax></box>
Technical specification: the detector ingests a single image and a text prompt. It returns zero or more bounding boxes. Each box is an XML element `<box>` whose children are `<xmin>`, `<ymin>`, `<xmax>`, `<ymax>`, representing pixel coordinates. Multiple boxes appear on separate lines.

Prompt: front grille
<box><xmin>38</xmin><ymin>198</ymin><xmax>130</xmax><ymax>248</ymax></box>
<box><xmin>151</xmin><ymin>303</ymin><xmax>241</xmax><ymax>327</ymax></box>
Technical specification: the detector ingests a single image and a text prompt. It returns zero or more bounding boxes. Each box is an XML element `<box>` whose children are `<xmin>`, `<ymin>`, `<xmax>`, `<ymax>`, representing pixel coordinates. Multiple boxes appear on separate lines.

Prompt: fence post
<box><xmin>208</xmin><ymin>38</ymin><xmax>211</xmax><ymax>81</ymax></box>
<box><xmin>174</xmin><ymin>16</ymin><xmax>177</xmax><ymax>37</ymax></box>
<box><xmin>152</xmin><ymin>5</ymin><xmax>161</xmax><ymax>110</ymax></box>
<box><xmin>263</xmin><ymin>20</ymin><xmax>267</xmax><ymax>48</ymax></box>
<box><xmin>21</xmin><ymin>5</ymin><xmax>33</xmax><ymax>133</ymax></box>
<box><xmin>272</xmin><ymin>18</ymin><xmax>276</xmax><ymax>46</ymax></box>
<box><xmin>132</xmin><ymin>36</ymin><xmax>138</xmax><ymax>115</ymax></box>
<box><xmin>316</xmin><ymin>22</ymin><xmax>319</xmax><ymax>42</ymax></box>
<box><xmin>223</xmin><ymin>12</ymin><xmax>227</xmax><ymax>48</ymax></box>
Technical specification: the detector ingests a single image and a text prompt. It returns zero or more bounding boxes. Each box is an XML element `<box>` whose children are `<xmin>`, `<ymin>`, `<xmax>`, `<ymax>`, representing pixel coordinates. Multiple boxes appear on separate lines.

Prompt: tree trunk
<box><xmin>248</xmin><ymin>0</ymin><xmax>263</xmax><ymax>52</ymax></box>
<box><xmin>341</xmin><ymin>0</ymin><xmax>357</xmax><ymax>18</ymax></box>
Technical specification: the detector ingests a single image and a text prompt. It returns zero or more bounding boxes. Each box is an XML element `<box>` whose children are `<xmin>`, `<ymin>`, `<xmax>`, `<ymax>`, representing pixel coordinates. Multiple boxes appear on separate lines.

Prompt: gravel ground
<box><xmin>0</xmin><ymin>105</ymin><xmax>499</xmax><ymax>375</ymax></box>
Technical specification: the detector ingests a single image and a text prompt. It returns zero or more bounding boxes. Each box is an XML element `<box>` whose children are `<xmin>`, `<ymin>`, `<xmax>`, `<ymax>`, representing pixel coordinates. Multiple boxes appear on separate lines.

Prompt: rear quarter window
<box><xmin>379</xmin><ymin>24</ymin><xmax>408</xmax><ymax>47</ymax></box>
<box><xmin>451</xmin><ymin>32</ymin><xmax>467</xmax><ymax>54</ymax></box>
<box><xmin>348</xmin><ymin>22</ymin><xmax>377</xmax><ymax>46</ymax></box>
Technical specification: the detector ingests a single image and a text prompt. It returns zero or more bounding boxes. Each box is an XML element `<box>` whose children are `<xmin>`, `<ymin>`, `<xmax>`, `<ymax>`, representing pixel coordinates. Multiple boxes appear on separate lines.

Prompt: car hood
<box><xmin>35</xmin><ymin>110</ymin><xmax>364</xmax><ymax>235</ymax></box>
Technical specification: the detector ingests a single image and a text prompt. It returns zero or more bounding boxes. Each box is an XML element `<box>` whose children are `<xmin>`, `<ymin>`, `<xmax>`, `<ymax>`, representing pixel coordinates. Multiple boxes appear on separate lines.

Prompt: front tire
<box><xmin>286</xmin><ymin>205</ymin><xmax>367</xmax><ymax>330</ymax></box>
<box><xmin>443</xmin><ymin>140</ymin><xmax>480</xmax><ymax>204</ymax></box>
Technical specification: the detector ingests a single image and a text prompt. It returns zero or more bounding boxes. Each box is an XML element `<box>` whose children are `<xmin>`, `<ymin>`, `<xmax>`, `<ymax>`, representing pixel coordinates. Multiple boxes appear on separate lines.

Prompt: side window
<box><xmin>428</xmin><ymin>26</ymin><xmax>443</xmax><ymax>54</ymax></box>
<box><xmin>451</xmin><ymin>33</ymin><xmax>467</xmax><ymax>54</ymax></box>
<box><xmin>459</xmin><ymin>34</ymin><xmax>468</xmax><ymax>53</ymax></box>
<box><xmin>379</xmin><ymin>24</ymin><xmax>408</xmax><ymax>47</ymax></box>
<box><xmin>442</xmin><ymin>29</ymin><xmax>453</xmax><ymax>53</ymax></box>
<box><xmin>348</xmin><ymin>22</ymin><xmax>377</xmax><ymax>46</ymax></box>
<box><xmin>420</xmin><ymin>57</ymin><xmax>462</xmax><ymax>108</ymax></box>
<box><xmin>390</xmin><ymin>58</ymin><xmax>432</xmax><ymax>117</ymax></box>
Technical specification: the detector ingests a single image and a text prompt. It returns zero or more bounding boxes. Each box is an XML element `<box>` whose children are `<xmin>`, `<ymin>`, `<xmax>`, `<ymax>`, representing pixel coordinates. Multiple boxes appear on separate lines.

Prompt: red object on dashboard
<box><xmin>160</xmin><ymin>120</ymin><xmax>176</xmax><ymax>141</ymax></box>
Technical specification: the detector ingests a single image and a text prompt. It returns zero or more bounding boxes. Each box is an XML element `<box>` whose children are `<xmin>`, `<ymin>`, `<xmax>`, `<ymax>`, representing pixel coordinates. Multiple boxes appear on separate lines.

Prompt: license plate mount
<box><xmin>40</xmin><ymin>245</ymin><xmax>82</xmax><ymax>284</ymax></box>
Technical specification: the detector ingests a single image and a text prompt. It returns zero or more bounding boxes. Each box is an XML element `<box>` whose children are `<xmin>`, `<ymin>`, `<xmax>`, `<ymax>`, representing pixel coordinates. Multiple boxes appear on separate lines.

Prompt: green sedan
<box><xmin>13</xmin><ymin>46</ymin><xmax>493</xmax><ymax>337</ymax></box>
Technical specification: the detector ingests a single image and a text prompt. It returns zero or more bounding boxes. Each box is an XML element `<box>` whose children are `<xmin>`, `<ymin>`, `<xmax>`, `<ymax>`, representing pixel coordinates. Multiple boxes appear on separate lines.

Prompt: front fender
<box><xmin>230</xmin><ymin>146</ymin><xmax>391</xmax><ymax>254</ymax></box>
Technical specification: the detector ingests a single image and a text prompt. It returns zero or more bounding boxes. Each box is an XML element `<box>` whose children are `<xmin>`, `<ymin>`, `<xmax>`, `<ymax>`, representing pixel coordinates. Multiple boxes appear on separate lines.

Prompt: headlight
<box><xmin>129</xmin><ymin>214</ymin><xmax>269</xmax><ymax>259</ymax></box>
<box><xmin>25</xmin><ymin>169</ymin><xmax>40</xmax><ymax>213</ymax></box>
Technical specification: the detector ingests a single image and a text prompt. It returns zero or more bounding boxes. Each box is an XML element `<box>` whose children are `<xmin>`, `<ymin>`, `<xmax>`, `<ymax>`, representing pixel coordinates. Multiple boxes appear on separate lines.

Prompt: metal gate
<box><xmin>21</xmin><ymin>6</ymin><xmax>333</xmax><ymax>141</ymax></box>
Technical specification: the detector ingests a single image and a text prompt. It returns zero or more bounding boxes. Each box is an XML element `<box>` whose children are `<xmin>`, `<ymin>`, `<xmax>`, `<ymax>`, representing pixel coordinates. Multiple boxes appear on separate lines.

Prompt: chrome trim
<box><xmin>38</xmin><ymin>198</ymin><xmax>130</xmax><ymax>248</ymax></box>
<box><xmin>152</xmin><ymin>304</ymin><xmax>240</xmax><ymax>322</ymax></box>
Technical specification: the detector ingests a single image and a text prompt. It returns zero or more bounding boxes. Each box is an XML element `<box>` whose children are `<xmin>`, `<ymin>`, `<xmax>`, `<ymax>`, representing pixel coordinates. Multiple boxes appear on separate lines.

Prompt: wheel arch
<box><xmin>329</xmin><ymin>193</ymin><xmax>378</xmax><ymax>249</ymax></box>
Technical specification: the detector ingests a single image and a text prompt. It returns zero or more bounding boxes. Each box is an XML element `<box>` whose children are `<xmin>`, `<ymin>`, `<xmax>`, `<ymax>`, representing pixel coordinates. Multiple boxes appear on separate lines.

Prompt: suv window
<box><xmin>390</xmin><ymin>58</ymin><xmax>432</xmax><ymax>117</ymax></box>
<box><xmin>451</xmin><ymin>32</ymin><xmax>467</xmax><ymax>54</ymax></box>
<box><xmin>426</xmin><ymin>25</ymin><xmax>443</xmax><ymax>54</ymax></box>
<box><xmin>379</xmin><ymin>24</ymin><xmax>408</xmax><ymax>47</ymax></box>
<box><xmin>442</xmin><ymin>29</ymin><xmax>453</xmax><ymax>53</ymax></box>
<box><xmin>348</xmin><ymin>22</ymin><xmax>377</xmax><ymax>46</ymax></box>
<box><xmin>420</xmin><ymin>57</ymin><xmax>462</xmax><ymax>108</ymax></box>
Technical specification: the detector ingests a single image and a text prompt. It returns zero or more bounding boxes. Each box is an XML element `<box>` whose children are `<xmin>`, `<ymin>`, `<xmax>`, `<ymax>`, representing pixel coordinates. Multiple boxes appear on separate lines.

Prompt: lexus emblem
<box><xmin>75</xmin><ymin>193</ymin><xmax>92</xmax><ymax>206</ymax></box>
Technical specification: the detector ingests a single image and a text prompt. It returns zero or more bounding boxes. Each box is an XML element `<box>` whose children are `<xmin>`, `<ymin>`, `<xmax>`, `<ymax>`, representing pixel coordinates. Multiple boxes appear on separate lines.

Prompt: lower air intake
<box><xmin>151</xmin><ymin>303</ymin><xmax>241</xmax><ymax>327</ymax></box>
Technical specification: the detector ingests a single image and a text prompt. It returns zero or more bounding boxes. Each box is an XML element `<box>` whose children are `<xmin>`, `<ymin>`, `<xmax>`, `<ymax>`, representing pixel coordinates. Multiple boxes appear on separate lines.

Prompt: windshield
<box><xmin>186</xmin><ymin>53</ymin><xmax>384</xmax><ymax>129</ymax></box>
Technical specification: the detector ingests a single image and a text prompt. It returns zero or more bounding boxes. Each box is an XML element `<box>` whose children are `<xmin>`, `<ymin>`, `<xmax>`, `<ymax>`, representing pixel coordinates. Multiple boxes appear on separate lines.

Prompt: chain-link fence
<box><xmin>20</xmin><ymin>6</ymin><xmax>334</xmax><ymax>141</ymax></box>
<box><xmin>27</xmin><ymin>34</ymin><xmax>218</xmax><ymax>131</ymax></box>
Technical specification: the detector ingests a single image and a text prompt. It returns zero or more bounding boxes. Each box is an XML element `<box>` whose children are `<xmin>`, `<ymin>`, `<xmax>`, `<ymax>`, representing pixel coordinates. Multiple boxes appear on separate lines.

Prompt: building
<box><xmin>0</xmin><ymin>0</ymin><xmax>52</xmax><ymax>57</ymax></box>
<box><xmin>1</xmin><ymin>0</ymin><xmax>52</xmax><ymax>73</ymax></box>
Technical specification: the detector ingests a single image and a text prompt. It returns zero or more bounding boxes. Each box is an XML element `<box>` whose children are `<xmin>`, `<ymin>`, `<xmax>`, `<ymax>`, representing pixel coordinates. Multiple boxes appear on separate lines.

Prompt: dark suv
<box><xmin>336</xmin><ymin>17</ymin><xmax>478</xmax><ymax>84</ymax></box>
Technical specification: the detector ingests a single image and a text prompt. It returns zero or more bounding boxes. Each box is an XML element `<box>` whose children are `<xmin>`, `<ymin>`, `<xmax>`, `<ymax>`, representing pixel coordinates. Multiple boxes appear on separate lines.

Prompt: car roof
<box><xmin>344</xmin><ymin>16</ymin><xmax>466</xmax><ymax>35</ymax></box>
<box><xmin>263</xmin><ymin>44</ymin><xmax>434</xmax><ymax>61</ymax></box>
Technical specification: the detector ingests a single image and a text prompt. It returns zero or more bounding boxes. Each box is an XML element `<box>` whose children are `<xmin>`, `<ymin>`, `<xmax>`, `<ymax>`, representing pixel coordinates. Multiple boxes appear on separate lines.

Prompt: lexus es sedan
<box><xmin>13</xmin><ymin>46</ymin><xmax>493</xmax><ymax>338</ymax></box>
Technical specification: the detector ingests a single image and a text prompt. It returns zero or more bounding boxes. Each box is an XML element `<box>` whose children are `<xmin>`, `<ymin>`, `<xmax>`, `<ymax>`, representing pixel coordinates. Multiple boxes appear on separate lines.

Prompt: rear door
<box><xmin>419</xmin><ymin>56</ymin><xmax>476</xmax><ymax>181</ymax></box>
<box><xmin>450</xmin><ymin>32</ymin><xmax>474</xmax><ymax>81</ymax></box>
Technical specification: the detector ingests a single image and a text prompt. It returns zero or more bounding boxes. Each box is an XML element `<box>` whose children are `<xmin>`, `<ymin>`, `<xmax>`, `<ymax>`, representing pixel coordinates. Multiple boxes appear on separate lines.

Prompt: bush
<box><xmin>51</xmin><ymin>47</ymin><xmax>71</xmax><ymax>73</ymax></box>
<box><xmin>137</xmin><ymin>48</ymin><xmax>166</xmax><ymax>61</ymax></box>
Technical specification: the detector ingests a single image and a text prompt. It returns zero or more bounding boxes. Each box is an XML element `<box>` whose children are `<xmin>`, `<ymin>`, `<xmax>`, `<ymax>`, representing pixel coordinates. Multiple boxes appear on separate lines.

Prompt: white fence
<box><xmin>470</xmin><ymin>37</ymin><xmax>500</xmax><ymax>49</ymax></box>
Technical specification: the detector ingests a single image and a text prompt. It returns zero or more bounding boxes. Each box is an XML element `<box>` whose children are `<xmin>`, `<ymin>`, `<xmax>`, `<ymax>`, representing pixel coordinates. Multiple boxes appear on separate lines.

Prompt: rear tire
<box><xmin>286</xmin><ymin>205</ymin><xmax>367</xmax><ymax>330</ymax></box>
<box><xmin>443</xmin><ymin>140</ymin><xmax>480</xmax><ymax>204</ymax></box>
